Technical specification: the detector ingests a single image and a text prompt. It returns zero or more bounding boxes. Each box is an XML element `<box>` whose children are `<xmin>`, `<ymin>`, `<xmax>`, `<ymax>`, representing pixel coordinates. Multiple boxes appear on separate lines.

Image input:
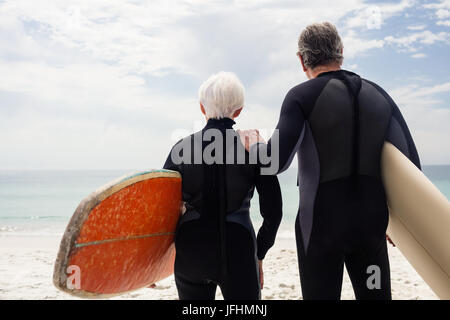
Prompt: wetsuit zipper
<box><xmin>338</xmin><ymin>75</ymin><xmax>362</xmax><ymax>180</ymax></box>
<box><xmin>219</xmin><ymin>129</ymin><xmax>228</xmax><ymax>277</ymax></box>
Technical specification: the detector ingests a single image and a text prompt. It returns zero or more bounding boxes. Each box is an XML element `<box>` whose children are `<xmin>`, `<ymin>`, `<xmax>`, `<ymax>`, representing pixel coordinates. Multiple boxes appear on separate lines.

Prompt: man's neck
<box><xmin>307</xmin><ymin>64</ymin><xmax>341</xmax><ymax>79</ymax></box>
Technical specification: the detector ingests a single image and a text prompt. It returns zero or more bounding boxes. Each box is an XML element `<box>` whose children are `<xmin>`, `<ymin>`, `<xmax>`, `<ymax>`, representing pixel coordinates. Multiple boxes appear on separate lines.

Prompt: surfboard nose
<box><xmin>53</xmin><ymin>170</ymin><xmax>182</xmax><ymax>298</ymax></box>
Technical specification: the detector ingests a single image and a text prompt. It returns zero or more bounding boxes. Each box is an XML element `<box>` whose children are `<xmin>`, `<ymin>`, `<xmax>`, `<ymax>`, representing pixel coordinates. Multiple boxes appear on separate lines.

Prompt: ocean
<box><xmin>0</xmin><ymin>166</ymin><xmax>449</xmax><ymax>239</ymax></box>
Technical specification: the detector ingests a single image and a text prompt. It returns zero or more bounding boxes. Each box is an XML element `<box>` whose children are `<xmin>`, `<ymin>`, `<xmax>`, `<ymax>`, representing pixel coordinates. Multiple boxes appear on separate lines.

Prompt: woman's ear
<box><xmin>232</xmin><ymin>107</ymin><xmax>243</xmax><ymax>119</ymax></box>
<box><xmin>200</xmin><ymin>103</ymin><xmax>206</xmax><ymax>115</ymax></box>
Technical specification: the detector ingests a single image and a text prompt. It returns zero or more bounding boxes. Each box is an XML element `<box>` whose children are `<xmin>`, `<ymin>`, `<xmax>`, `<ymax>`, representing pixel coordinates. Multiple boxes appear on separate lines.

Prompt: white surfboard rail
<box><xmin>382</xmin><ymin>142</ymin><xmax>450</xmax><ymax>300</ymax></box>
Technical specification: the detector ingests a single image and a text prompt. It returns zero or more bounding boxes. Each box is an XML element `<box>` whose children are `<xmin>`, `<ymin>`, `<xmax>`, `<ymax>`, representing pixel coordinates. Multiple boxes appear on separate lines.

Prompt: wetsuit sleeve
<box><xmin>163</xmin><ymin>140</ymin><xmax>183</xmax><ymax>174</ymax></box>
<box><xmin>163</xmin><ymin>153</ymin><xmax>177</xmax><ymax>171</ymax></box>
<box><xmin>252</xmin><ymin>88</ymin><xmax>306</xmax><ymax>174</ymax></box>
<box><xmin>255</xmin><ymin>172</ymin><xmax>283</xmax><ymax>260</ymax></box>
<box><xmin>389</xmin><ymin>104</ymin><xmax>421</xmax><ymax>169</ymax></box>
<box><xmin>365</xmin><ymin>80</ymin><xmax>421</xmax><ymax>170</ymax></box>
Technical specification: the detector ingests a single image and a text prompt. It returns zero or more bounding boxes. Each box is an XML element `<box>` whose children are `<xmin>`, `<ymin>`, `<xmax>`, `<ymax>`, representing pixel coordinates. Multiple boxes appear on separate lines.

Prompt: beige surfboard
<box><xmin>381</xmin><ymin>142</ymin><xmax>450</xmax><ymax>299</ymax></box>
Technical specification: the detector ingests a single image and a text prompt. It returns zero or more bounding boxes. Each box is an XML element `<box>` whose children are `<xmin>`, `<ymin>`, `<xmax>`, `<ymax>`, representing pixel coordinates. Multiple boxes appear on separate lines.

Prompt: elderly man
<box><xmin>241</xmin><ymin>22</ymin><xmax>420</xmax><ymax>300</ymax></box>
<box><xmin>164</xmin><ymin>72</ymin><xmax>282</xmax><ymax>300</ymax></box>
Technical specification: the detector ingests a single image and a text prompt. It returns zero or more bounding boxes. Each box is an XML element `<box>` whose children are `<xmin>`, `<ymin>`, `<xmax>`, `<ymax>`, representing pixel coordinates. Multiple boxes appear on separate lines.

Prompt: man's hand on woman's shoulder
<box><xmin>236</xmin><ymin>129</ymin><xmax>266</xmax><ymax>151</ymax></box>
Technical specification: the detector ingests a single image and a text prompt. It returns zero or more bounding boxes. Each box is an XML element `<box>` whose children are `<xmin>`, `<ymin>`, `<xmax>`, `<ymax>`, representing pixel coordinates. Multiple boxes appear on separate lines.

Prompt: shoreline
<box><xmin>0</xmin><ymin>235</ymin><xmax>438</xmax><ymax>300</ymax></box>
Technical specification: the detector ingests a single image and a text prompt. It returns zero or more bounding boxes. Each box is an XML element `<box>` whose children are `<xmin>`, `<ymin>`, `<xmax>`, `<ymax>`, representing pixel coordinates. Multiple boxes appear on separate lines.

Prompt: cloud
<box><xmin>337</xmin><ymin>1</ymin><xmax>419</xmax><ymax>58</ymax></box>
<box><xmin>342</xmin><ymin>30</ymin><xmax>385</xmax><ymax>58</ymax></box>
<box><xmin>411</xmin><ymin>53</ymin><xmax>427</xmax><ymax>58</ymax></box>
<box><xmin>390</xmin><ymin>82</ymin><xmax>450</xmax><ymax>164</ymax></box>
<box><xmin>407</xmin><ymin>24</ymin><xmax>427</xmax><ymax>30</ymax></box>
<box><xmin>246</xmin><ymin>68</ymin><xmax>306</xmax><ymax>109</ymax></box>
<box><xmin>437</xmin><ymin>20</ymin><xmax>450</xmax><ymax>26</ymax></box>
<box><xmin>424</xmin><ymin>0</ymin><xmax>450</xmax><ymax>26</ymax></box>
<box><xmin>344</xmin><ymin>0</ymin><xmax>414</xmax><ymax>30</ymax></box>
<box><xmin>0</xmin><ymin>0</ymin><xmax>449</xmax><ymax>169</ymax></box>
<box><xmin>392</xmin><ymin>82</ymin><xmax>450</xmax><ymax>98</ymax></box>
<box><xmin>0</xmin><ymin>0</ymin><xmax>215</xmax><ymax>77</ymax></box>
<box><xmin>0</xmin><ymin>58</ymin><xmax>202</xmax><ymax>169</ymax></box>
<box><xmin>436</xmin><ymin>8</ymin><xmax>450</xmax><ymax>18</ymax></box>
<box><xmin>423</xmin><ymin>0</ymin><xmax>450</xmax><ymax>10</ymax></box>
<box><xmin>384</xmin><ymin>30</ymin><xmax>449</xmax><ymax>52</ymax></box>
<box><xmin>0</xmin><ymin>0</ymin><xmax>368</xmax><ymax>80</ymax></box>
<box><xmin>0</xmin><ymin>0</ymin><xmax>315</xmax><ymax>169</ymax></box>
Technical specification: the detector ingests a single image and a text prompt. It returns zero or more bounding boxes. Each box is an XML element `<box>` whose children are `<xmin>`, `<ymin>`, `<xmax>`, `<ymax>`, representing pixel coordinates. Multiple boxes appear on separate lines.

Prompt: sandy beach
<box><xmin>0</xmin><ymin>234</ymin><xmax>437</xmax><ymax>300</ymax></box>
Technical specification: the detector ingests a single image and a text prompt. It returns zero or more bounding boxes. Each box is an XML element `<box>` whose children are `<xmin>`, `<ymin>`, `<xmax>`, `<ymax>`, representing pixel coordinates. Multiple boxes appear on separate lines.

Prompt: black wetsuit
<box><xmin>255</xmin><ymin>69</ymin><xmax>421</xmax><ymax>300</ymax></box>
<box><xmin>164</xmin><ymin>118</ymin><xmax>282</xmax><ymax>300</ymax></box>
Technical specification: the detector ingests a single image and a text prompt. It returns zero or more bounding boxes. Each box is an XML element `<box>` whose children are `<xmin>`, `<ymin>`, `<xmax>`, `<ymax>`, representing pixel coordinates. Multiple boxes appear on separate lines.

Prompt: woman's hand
<box><xmin>386</xmin><ymin>234</ymin><xmax>395</xmax><ymax>247</ymax></box>
<box><xmin>258</xmin><ymin>259</ymin><xmax>264</xmax><ymax>290</ymax></box>
<box><xmin>180</xmin><ymin>201</ymin><xmax>186</xmax><ymax>216</ymax></box>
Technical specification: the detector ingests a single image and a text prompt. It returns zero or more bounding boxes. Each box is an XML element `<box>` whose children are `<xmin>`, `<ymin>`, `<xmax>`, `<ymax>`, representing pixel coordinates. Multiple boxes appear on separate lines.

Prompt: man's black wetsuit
<box><xmin>255</xmin><ymin>69</ymin><xmax>421</xmax><ymax>300</ymax></box>
<box><xmin>164</xmin><ymin>118</ymin><xmax>282</xmax><ymax>300</ymax></box>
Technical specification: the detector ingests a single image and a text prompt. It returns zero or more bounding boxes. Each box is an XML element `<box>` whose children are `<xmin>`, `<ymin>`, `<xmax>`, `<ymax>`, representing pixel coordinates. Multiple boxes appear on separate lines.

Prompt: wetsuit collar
<box><xmin>316</xmin><ymin>69</ymin><xmax>362</xmax><ymax>97</ymax></box>
<box><xmin>316</xmin><ymin>69</ymin><xmax>358</xmax><ymax>78</ymax></box>
<box><xmin>205</xmin><ymin>117</ymin><xmax>236</xmax><ymax>130</ymax></box>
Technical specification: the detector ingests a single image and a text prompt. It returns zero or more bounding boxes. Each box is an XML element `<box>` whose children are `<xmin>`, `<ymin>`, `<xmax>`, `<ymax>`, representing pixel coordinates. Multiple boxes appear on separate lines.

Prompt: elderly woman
<box><xmin>163</xmin><ymin>72</ymin><xmax>282</xmax><ymax>300</ymax></box>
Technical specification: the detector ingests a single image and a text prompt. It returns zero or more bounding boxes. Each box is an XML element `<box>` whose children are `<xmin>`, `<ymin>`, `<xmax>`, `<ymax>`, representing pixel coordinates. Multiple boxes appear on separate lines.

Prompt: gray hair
<box><xmin>297</xmin><ymin>22</ymin><xmax>344</xmax><ymax>69</ymax></box>
<box><xmin>198</xmin><ymin>71</ymin><xmax>245</xmax><ymax>119</ymax></box>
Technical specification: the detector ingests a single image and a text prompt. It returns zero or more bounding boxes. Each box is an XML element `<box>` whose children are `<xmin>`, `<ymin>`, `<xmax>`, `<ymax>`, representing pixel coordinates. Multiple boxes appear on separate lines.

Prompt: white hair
<box><xmin>198</xmin><ymin>71</ymin><xmax>245</xmax><ymax>119</ymax></box>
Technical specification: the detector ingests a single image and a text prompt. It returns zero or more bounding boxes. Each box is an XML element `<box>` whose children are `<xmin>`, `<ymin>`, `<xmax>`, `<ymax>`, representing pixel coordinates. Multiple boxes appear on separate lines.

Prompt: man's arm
<box><xmin>255</xmin><ymin>172</ymin><xmax>283</xmax><ymax>260</ymax></box>
<box><xmin>365</xmin><ymin>80</ymin><xmax>421</xmax><ymax>170</ymax></box>
<box><xmin>242</xmin><ymin>89</ymin><xmax>306</xmax><ymax>175</ymax></box>
<box><xmin>388</xmin><ymin>103</ymin><xmax>421</xmax><ymax>170</ymax></box>
<box><xmin>364</xmin><ymin>80</ymin><xmax>421</xmax><ymax>247</ymax></box>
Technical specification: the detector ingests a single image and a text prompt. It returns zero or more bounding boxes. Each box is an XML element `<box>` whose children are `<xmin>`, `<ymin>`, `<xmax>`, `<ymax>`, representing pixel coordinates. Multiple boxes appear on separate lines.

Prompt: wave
<box><xmin>0</xmin><ymin>225</ymin><xmax>19</xmax><ymax>232</ymax></box>
<box><xmin>0</xmin><ymin>216</ymin><xmax>68</xmax><ymax>237</ymax></box>
<box><xmin>0</xmin><ymin>215</ymin><xmax>69</xmax><ymax>221</ymax></box>
<box><xmin>0</xmin><ymin>224</ymin><xmax>64</xmax><ymax>237</ymax></box>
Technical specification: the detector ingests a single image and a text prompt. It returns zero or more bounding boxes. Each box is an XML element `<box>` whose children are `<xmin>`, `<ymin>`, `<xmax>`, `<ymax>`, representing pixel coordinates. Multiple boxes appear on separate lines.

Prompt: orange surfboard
<box><xmin>53</xmin><ymin>170</ymin><xmax>182</xmax><ymax>298</ymax></box>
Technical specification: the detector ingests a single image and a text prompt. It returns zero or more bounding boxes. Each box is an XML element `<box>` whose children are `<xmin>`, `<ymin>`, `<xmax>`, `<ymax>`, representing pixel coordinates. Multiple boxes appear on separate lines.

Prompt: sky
<box><xmin>0</xmin><ymin>0</ymin><xmax>449</xmax><ymax>170</ymax></box>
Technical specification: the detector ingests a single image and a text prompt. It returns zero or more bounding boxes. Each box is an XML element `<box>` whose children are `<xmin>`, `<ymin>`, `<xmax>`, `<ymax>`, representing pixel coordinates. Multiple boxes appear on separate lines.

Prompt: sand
<box><xmin>0</xmin><ymin>234</ymin><xmax>438</xmax><ymax>300</ymax></box>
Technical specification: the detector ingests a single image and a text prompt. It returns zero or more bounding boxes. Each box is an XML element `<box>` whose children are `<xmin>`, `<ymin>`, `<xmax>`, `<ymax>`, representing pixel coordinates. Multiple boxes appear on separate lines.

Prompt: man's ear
<box><xmin>200</xmin><ymin>103</ymin><xmax>206</xmax><ymax>115</ymax></box>
<box><xmin>298</xmin><ymin>54</ymin><xmax>307</xmax><ymax>72</ymax></box>
<box><xmin>232</xmin><ymin>107</ymin><xmax>243</xmax><ymax>119</ymax></box>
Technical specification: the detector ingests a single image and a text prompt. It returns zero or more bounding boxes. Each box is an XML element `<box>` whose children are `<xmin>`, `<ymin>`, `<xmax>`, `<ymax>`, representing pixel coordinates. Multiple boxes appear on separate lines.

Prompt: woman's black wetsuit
<box><xmin>255</xmin><ymin>70</ymin><xmax>421</xmax><ymax>300</ymax></box>
<box><xmin>164</xmin><ymin>118</ymin><xmax>282</xmax><ymax>300</ymax></box>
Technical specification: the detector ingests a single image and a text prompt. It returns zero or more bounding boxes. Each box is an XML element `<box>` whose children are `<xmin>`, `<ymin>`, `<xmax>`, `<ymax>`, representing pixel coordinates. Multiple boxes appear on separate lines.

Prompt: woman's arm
<box><xmin>163</xmin><ymin>139</ymin><xmax>184</xmax><ymax>173</ymax></box>
<box><xmin>255</xmin><ymin>172</ymin><xmax>283</xmax><ymax>261</ymax></box>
